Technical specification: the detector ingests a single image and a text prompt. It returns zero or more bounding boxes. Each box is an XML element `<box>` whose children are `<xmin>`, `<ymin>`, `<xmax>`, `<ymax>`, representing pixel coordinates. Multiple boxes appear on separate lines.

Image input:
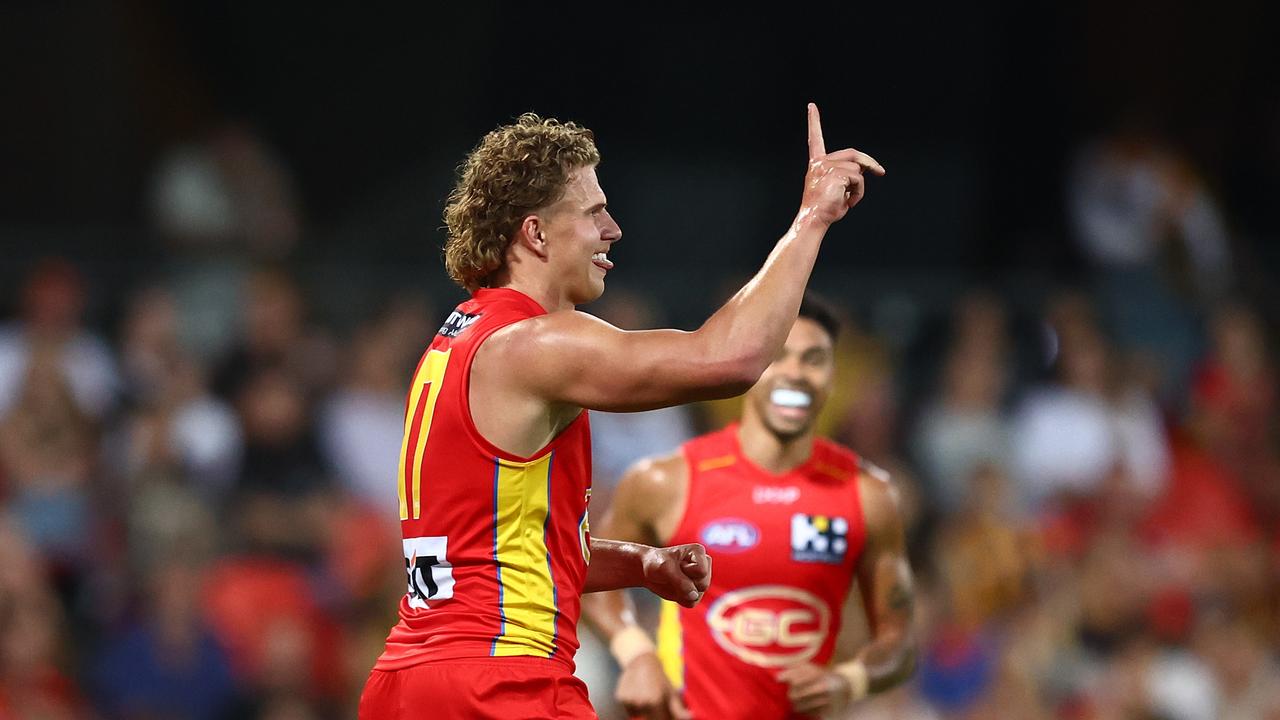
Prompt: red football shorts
<box><xmin>358</xmin><ymin>657</ymin><xmax>597</xmax><ymax>720</ymax></box>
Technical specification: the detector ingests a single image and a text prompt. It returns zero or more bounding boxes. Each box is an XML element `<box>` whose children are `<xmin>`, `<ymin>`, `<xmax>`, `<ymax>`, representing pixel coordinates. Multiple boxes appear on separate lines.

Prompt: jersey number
<box><xmin>399</xmin><ymin>349</ymin><xmax>451</xmax><ymax>520</ymax></box>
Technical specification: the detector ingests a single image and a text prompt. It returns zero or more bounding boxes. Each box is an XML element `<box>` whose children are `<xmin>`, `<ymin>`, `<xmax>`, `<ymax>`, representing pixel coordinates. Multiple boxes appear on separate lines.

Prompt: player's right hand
<box><xmin>641</xmin><ymin>543</ymin><xmax>712</xmax><ymax>609</ymax></box>
<box><xmin>798</xmin><ymin>103</ymin><xmax>884</xmax><ymax>228</ymax></box>
<box><xmin>617</xmin><ymin>651</ymin><xmax>692</xmax><ymax>720</ymax></box>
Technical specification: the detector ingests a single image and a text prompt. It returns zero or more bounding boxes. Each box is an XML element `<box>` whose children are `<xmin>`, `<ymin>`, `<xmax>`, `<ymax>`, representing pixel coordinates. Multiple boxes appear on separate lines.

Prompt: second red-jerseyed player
<box><xmin>583</xmin><ymin>300</ymin><xmax>918</xmax><ymax>720</ymax></box>
<box><xmin>657</xmin><ymin>424</ymin><xmax>867</xmax><ymax>719</ymax></box>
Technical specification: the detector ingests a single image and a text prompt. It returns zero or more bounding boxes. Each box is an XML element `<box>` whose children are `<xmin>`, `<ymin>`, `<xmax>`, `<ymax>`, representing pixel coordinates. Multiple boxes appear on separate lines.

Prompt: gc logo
<box><xmin>705</xmin><ymin>586</ymin><xmax>830</xmax><ymax>667</ymax></box>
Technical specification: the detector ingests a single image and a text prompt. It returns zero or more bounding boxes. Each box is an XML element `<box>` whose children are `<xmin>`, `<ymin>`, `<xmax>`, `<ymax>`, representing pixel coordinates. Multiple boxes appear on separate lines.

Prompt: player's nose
<box><xmin>601</xmin><ymin>212</ymin><xmax>621</xmax><ymax>244</ymax></box>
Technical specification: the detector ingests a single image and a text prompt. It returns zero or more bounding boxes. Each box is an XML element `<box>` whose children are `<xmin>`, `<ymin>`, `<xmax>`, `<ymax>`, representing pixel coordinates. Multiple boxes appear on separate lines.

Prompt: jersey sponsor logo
<box><xmin>752</xmin><ymin>485</ymin><xmax>801</xmax><ymax>504</ymax></box>
<box><xmin>698</xmin><ymin>519</ymin><xmax>760</xmax><ymax>553</ymax></box>
<box><xmin>404</xmin><ymin>536</ymin><xmax>455</xmax><ymax>608</ymax></box>
<box><xmin>437</xmin><ymin>310</ymin><xmax>481</xmax><ymax>338</ymax></box>
<box><xmin>706</xmin><ymin>585</ymin><xmax>830</xmax><ymax>667</ymax></box>
<box><xmin>791</xmin><ymin>513</ymin><xmax>849</xmax><ymax>564</ymax></box>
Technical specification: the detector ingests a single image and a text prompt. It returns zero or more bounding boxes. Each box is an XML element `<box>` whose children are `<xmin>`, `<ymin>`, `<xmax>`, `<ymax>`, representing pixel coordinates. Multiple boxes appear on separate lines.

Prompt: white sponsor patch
<box><xmin>753</xmin><ymin>485</ymin><xmax>801</xmax><ymax>505</ymax></box>
<box><xmin>404</xmin><ymin>536</ymin><xmax>455</xmax><ymax>608</ymax></box>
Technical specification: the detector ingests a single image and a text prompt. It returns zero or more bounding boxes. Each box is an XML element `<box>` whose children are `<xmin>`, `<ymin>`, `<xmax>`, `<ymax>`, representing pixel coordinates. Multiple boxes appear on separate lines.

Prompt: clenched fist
<box><xmin>642</xmin><ymin>543</ymin><xmax>712</xmax><ymax>608</ymax></box>
<box><xmin>778</xmin><ymin>662</ymin><xmax>855</xmax><ymax>717</ymax></box>
<box><xmin>798</xmin><ymin>103</ymin><xmax>885</xmax><ymax>228</ymax></box>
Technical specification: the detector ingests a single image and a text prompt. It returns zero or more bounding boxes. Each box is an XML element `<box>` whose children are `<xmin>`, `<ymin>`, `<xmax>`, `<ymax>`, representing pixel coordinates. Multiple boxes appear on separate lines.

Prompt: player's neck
<box><xmin>736</xmin><ymin>419</ymin><xmax>815</xmax><ymax>476</ymax></box>
<box><xmin>489</xmin><ymin>274</ymin><xmax>572</xmax><ymax>313</ymax></box>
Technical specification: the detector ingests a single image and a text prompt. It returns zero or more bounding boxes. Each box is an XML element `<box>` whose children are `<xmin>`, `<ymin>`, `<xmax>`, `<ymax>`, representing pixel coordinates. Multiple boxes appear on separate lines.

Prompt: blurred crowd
<box><xmin>1</xmin><ymin>123</ymin><xmax>1278</xmax><ymax>720</ymax></box>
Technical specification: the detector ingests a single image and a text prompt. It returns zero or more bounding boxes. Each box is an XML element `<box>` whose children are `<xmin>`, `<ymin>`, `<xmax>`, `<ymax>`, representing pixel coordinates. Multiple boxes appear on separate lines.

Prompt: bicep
<box><xmin>516</xmin><ymin>313</ymin><xmax>755</xmax><ymax>412</ymax></box>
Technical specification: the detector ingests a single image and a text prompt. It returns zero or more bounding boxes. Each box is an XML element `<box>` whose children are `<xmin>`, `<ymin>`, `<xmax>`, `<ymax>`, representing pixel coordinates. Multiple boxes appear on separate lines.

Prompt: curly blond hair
<box><xmin>443</xmin><ymin>113</ymin><xmax>600</xmax><ymax>292</ymax></box>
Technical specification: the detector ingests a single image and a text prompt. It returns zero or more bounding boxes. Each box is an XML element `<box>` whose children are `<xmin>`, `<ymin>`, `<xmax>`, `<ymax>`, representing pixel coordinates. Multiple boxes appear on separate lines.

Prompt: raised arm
<box><xmin>502</xmin><ymin>105</ymin><xmax>884</xmax><ymax>413</ymax></box>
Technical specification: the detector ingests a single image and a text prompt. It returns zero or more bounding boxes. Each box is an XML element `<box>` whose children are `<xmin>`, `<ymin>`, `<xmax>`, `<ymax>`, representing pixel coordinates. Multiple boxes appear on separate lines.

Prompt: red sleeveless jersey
<box><xmin>375</xmin><ymin>288</ymin><xmax>592</xmax><ymax>672</ymax></box>
<box><xmin>657</xmin><ymin>424</ymin><xmax>866</xmax><ymax>720</ymax></box>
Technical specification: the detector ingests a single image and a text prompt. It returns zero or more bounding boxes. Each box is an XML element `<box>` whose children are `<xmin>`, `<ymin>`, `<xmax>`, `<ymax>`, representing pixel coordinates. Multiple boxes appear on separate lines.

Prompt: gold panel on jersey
<box><xmin>491</xmin><ymin>452</ymin><xmax>559</xmax><ymax>658</ymax></box>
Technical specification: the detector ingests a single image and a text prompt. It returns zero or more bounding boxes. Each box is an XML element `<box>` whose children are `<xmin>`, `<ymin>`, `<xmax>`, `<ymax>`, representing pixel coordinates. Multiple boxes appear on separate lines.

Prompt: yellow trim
<box><xmin>814</xmin><ymin>461</ymin><xmax>853</xmax><ymax>482</ymax></box>
<box><xmin>397</xmin><ymin>360</ymin><xmax>429</xmax><ymax>520</ymax></box>
<box><xmin>411</xmin><ymin>350</ymin><xmax>450</xmax><ymax>520</ymax></box>
<box><xmin>396</xmin><ymin>349</ymin><xmax>451</xmax><ymax>521</ymax></box>
<box><xmin>492</xmin><ymin>453</ymin><xmax>558</xmax><ymax>657</ymax></box>
<box><xmin>696</xmin><ymin>454</ymin><xmax>737</xmax><ymax>472</ymax></box>
<box><xmin>656</xmin><ymin>600</ymin><xmax>684</xmax><ymax>689</ymax></box>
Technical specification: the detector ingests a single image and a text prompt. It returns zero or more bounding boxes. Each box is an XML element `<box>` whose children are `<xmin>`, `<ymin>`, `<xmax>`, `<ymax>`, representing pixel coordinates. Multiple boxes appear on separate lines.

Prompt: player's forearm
<box><xmin>583</xmin><ymin>538</ymin><xmax>650</xmax><ymax>593</ymax></box>
<box><xmin>581</xmin><ymin>585</ymin><xmax>640</xmax><ymax>641</ymax></box>
<box><xmin>694</xmin><ymin>214</ymin><xmax>829</xmax><ymax>384</ymax></box>
<box><xmin>854</xmin><ymin>628</ymin><xmax>917</xmax><ymax>694</ymax></box>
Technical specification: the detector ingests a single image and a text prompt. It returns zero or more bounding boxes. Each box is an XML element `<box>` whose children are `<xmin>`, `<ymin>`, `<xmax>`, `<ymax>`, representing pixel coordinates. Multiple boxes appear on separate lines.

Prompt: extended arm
<box><xmin>583</xmin><ymin>538</ymin><xmax>708</xmax><ymax>605</ymax></box>
<box><xmin>503</xmin><ymin>105</ymin><xmax>884</xmax><ymax>413</ymax></box>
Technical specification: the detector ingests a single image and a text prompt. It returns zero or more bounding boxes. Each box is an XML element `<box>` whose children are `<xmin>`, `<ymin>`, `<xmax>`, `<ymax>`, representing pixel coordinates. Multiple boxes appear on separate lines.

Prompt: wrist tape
<box><xmin>610</xmin><ymin>625</ymin><xmax>657</xmax><ymax>667</ymax></box>
<box><xmin>834</xmin><ymin>660</ymin><xmax>869</xmax><ymax>701</ymax></box>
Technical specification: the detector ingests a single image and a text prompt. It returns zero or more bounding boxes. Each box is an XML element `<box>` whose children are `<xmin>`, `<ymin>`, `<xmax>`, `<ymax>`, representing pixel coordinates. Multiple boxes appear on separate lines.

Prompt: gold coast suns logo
<box><xmin>706</xmin><ymin>586</ymin><xmax>830</xmax><ymax>667</ymax></box>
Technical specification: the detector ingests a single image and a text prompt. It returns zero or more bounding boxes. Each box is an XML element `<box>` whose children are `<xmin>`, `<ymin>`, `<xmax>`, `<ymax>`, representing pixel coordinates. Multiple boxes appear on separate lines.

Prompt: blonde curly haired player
<box><xmin>583</xmin><ymin>294</ymin><xmax>917</xmax><ymax>720</ymax></box>
<box><xmin>358</xmin><ymin>105</ymin><xmax>884</xmax><ymax>719</ymax></box>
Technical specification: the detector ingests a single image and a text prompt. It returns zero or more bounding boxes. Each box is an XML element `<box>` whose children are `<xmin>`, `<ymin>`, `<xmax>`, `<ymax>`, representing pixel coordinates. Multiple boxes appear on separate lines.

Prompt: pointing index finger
<box><xmin>808</xmin><ymin>103</ymin><xmax>825</xmax><ymax>160</ymax></box>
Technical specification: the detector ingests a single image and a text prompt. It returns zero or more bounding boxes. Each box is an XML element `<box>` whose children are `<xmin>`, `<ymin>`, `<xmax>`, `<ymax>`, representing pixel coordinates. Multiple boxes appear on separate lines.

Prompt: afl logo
<box><xmin>699</xmin><ymin>519</ymin><xmax>759</xmax><ymax>553</ymax></box>
<box><xmin>706</xmin><ymin>586</ymin><xmax>830</xmax><ymax>667</ymax></box>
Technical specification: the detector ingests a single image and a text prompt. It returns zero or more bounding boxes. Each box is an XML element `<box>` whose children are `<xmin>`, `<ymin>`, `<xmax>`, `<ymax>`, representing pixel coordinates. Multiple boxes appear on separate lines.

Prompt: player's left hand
<box><xmin>641</xmin><ymin>543</ymin><xmax>712</xmax><ymax>608</ymax></box>
<box><xmin>777</xmin><ymin>662</ymin><xmax>853</xmax><ymax>717</ymax></box>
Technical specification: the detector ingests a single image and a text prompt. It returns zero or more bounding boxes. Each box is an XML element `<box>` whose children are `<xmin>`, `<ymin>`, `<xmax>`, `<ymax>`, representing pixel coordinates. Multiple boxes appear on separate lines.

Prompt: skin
<box><xmin>469</xmin><ymin>104</ymin><xmax>884</xmax><ymax>614</ymax></box>
<box><xmin>580</xmin><ymin>317</ymin><xmax>918</xmax><ymax>719</ymax></box>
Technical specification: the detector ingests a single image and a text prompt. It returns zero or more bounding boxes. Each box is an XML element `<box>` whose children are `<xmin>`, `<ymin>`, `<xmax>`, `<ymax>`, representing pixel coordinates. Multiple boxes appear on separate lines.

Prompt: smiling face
<box><xmin>743</xmin><ymin>317</ymin><xmax>836</xmax><ymax>442</ymax></box>
<box><xmin>537</xmin><ymin>166</ymin><xmax>622</xmax><ymax>306</ymax></box>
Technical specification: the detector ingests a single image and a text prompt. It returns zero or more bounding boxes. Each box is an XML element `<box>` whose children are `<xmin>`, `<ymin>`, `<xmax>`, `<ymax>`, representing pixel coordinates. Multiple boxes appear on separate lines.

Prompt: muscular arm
<box><xmin>583</xmin><ymin>539</ymin><xmax>705</xmax><ymax>608</ymax></box>
<box><xmin>495</xmin><ymin>106</ymin><xmax>884</xmax><ymax>413</ymax></box>
<box><xmin>851</xmin><ymin>469</ymin><xmax>917</xmax><ymax>692</ymax></box>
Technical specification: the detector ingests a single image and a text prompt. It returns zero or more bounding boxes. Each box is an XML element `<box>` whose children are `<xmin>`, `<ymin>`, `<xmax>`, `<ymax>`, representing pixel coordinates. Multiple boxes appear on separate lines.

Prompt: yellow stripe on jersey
<box><xmin>397</xmin><ymin>349</ymin><xmax>451</xmax><ymax>521</ymax></box>
<box><xmin>491</xmin><ymin>452</ymin><xmax>559</xmax><ymax>658</ymax></box>
<box><xmin>696</xmin><ymin>454</ymin><xmax>737</xmax><ymax>473</ymax></box>
<box><xmin>814</xmin><ymin>461</ymin><xmax>854</xmax><ymax>482</ymax></box>
<box><xmin>656</xmin><ymin>599</ymin><xmax>684</xmax><ymax>689</ymax></box>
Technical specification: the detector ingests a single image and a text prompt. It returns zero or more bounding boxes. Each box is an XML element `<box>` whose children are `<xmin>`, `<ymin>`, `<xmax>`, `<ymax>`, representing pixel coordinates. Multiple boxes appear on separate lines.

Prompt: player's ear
<box><xmin>516</xmin><ymin>215</ymin><xmax>550</xmax><ymax>259</ymax></box>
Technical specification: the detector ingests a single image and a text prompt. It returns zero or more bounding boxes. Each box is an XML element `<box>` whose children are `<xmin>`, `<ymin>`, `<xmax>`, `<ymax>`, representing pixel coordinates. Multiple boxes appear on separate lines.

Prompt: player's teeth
<box><xmin>593</xmin><ymin>253</ymin><xmax>608</xmax><ymax>261</ymax></box>
<box><xmin>771</xmin><ymin>388</ymin><xmax>811</xmax><ymax>408</ymax></box>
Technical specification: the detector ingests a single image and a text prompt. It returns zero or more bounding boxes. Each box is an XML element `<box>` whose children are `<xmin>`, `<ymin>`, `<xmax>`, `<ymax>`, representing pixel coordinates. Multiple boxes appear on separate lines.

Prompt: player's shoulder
<box><xmin>853</xmin><ymin>457</ymin><xmax>903</xmax><ymax>534</ymax></box>
<box><xmin>485</xmin><ymin>308</ymin><xmax>611</xmax><ymax>352</ymax></box>
<box><xmin>814</xmin><ymin>437</ymin><xmax>896</xmax><ymax>503</ymax></box>
<box><xmin>681</xmin><ymin>425</ymin><xmax>740</xmax><ymax>462</ymax></box>
<box><xmin>810</xmin><ymin>436</ymin><xmax>863</xmax><ymax>482</ymax></box>
<box><xmin>614</xmin><ymin>449</ymin><xmax>688</xmax><ymax>516</ymax></box>
<box><xmin>620</xmin><ymin>448</ymin><xmax>688</xmax><ymax>490</ymax></box>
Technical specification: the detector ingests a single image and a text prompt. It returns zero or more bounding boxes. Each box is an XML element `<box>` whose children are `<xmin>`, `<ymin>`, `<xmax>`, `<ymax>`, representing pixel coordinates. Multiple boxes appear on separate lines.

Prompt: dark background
<box><xmin>4</xmin><ymin>1</ymin><xmax>1278</xmax><ymax>318</ymax></box>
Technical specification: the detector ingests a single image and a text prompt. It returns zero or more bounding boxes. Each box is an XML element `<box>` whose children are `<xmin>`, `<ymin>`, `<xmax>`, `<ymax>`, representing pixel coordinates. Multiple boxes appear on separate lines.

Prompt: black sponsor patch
<box><xmin>438</xmin><ymin>311</ymin><xmax>481</xmax><ymax>338</ymax></box>
<box><xmin>790</xmin><ymin>513</ymin><xmax>849</xmax><ymax>564</ymax></box>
